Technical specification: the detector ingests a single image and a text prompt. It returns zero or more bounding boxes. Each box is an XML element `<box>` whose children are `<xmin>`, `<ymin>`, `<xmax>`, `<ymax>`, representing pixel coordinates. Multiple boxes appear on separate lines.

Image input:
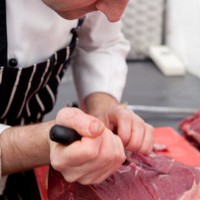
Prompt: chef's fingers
<box><xmin>50</xmin><ymin>134</ymin><xmax>103</xmax><ymax>172</ymax></box>
<box><xmin>106</xmin><ymin>105</ymin><xmax>133</xmax><ymax>145</ymax></box>
<box><xmin>76</xmin><ymin>134</ymin><xmax>125</xmax><ymax>185</ymax></box>
<box><xmin>106</xmin><ymin>105</ymin><xmax>143</xmax><ymax>151</ymax></box>
<box><xmin>106</xmin><ymin>105</ymin><xmax>154</xmax><ymax>154</ymax></box>
<box><xmin>137</xmin><ymin>124</ymin><xmax>154</xmax><ymax>155</ymax></box>
<box><xmin>56</xmin><ymin>107</ymin><xmax>105</xmax><ymax>137</ymax></box>
<box><xmin>124</xmin><ymin>114</ymin><xmax>146</xmax><ymax>152</ymax></box>
<box><xmin>52</xmin><ymin>129</ymin><xmax>125</xmax><ymax>184</ymax></box>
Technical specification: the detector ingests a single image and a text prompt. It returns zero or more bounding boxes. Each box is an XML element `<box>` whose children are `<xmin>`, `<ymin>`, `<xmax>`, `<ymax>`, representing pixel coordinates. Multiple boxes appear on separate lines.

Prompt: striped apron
<box><xmin>0</xmin><ymin>1</ymin><xmax>85</xmax><ymax>198</ymax></box>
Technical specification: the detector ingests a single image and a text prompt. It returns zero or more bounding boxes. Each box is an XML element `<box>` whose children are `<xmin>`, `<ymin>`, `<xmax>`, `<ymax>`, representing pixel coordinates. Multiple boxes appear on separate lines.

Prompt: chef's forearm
<box><xmin>0</xmin><ymin>120</ymin><xmax>55</xmax><ymax>175</ymax></box>
<box><xmin>83</xmin><ymin>92</ymin><xmax>119</xmax><ymax>116</ymax></box>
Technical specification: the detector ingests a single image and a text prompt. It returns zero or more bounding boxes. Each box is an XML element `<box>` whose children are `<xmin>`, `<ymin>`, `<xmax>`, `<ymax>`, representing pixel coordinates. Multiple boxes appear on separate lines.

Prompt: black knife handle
<box><xmin>49</xmin><ymin>125</ymin><xmax>81</xmax><ymax>145</ymax></box>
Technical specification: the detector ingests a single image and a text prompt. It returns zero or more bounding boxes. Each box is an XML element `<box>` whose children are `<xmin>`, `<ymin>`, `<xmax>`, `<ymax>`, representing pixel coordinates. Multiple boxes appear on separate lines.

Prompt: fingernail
<box><xmin>89</xmin><ymin>120</ymin><xmax>103</xmax><ymax>135</ymax></box>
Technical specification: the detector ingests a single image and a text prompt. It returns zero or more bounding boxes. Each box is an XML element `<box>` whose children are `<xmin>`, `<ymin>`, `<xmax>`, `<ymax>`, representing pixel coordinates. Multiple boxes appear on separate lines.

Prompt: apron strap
<box><xmin>69</xmin><ymin>16</ymin><xmax>85</xmax><ymax>52</ymax></box>
<box><xmin>0</xmin><ymin>0</ymin><xmax>8</xmax><ymax>66</ymax></box>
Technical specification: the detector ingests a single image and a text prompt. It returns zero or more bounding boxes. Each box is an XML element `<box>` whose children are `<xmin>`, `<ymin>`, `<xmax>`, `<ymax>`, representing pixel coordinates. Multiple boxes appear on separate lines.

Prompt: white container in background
<box><xmin>166</xmin><ymin>0</ymin><xmax>200</xmax><ymax>78</ymax></box>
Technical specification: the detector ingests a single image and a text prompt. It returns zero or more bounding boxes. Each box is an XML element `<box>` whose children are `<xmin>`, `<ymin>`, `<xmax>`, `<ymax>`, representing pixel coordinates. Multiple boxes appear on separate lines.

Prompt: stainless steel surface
<box><xmin>127</xmin><ymin>105</ymin><xmax>197</xmax><ymax>115</ymax></box>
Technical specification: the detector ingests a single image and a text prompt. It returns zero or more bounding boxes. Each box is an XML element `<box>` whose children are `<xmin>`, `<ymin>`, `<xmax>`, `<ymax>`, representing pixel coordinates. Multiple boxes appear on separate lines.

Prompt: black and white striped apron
<box><xmin>0</xmin><ymin>0</ymin><xmax>85</xmax><ymax>198</ymax></box>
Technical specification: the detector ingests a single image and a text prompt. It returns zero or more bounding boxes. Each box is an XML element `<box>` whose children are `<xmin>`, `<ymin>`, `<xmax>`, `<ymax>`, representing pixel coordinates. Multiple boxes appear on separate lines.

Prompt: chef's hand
<box><xmin>102</xmin><ymin>104</ymin><xmax>154</xmax><ymax>155</ymax></box>
<box><xmin>49</xmin><ymin>107</ymin><xmax>126</xmax><ymax>185</ymax></box>
<box><xmin>84</xmin><ymin>93</ymin><xmax>155</xmax><ymax>155</ymax></box>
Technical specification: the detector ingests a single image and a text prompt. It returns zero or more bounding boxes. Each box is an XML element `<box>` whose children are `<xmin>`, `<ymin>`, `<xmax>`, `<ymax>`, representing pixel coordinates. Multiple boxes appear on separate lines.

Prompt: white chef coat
<box><xmin>0</xmin><ymin>0</ymin><xmax>130</xmax><ymax>191</ymax></box>
<box><xmin>0</xmin><ymin>0</ymin><xmax>130</xmax><ymax>133</ymax></box>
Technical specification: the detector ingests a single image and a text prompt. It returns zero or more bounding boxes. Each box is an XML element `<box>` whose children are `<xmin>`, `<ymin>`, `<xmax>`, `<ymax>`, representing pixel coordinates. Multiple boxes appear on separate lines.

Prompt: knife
<box><xmin>49</xmin><ymin>125</ymin><xmax>81</xmax><ymax>145</ymax></box>
<box><xmin>49</xmin><ymin>125</ymin><xmax>167</xmax><ymax>175</ymax></box>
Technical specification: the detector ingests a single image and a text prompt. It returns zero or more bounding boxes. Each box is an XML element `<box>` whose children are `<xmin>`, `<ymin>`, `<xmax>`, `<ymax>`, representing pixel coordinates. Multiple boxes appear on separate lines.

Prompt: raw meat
<box><xmin>179</xmin><ymin>110</ymin><xmax>200</xmax><ymax>148</ymax></box>
<box><xmin>48</xmin><ymin>152</ymin><xmax>200</xmax><ymax>200</ymax></box>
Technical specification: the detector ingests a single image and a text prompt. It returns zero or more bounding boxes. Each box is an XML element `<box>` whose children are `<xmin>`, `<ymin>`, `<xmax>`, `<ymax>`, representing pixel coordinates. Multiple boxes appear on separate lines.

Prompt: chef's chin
<box><xmin>56</xmin><ymin>7</ymin><xmax>97</xmax><ymax>20</ymax></box>
<box><xmin>57</xmin><ymin>12</ymin><xmax>82</xmax><ymax>20</ymax></box>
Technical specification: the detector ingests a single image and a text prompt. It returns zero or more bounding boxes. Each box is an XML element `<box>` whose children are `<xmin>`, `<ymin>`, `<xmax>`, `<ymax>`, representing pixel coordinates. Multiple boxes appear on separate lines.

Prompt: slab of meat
<box><xmin>48</xmin><ymin>152</ymin><xmax>200</xmax><ymax>200</ymax></box>
<box><xmin>179</xmin><ymin>110</ymin><xmax>200</xmax><ymax>148</ymax></box>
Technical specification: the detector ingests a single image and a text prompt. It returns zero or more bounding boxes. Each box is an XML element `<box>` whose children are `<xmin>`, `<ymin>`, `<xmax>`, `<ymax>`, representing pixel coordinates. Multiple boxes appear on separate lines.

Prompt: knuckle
<box><xmin>108</xmin><ymin>152</ymin><xmax>125</xmax><ymax>164</ymax></box>
<box><xmin>103</xmin><ymin>152</ymin><xmax>115</xmax><ymax>163</ymax></box>
<box><xmin>120</xmin><ymin>109</ymin><xmax>133</xmax><ymax>119</ymax></box>
<box><xmin>65</xmin><ymin>174</ymin><xmax>78</xmax><ymax>183</ymax></box>
<box><xmin>126</xmin><ymin>137</ymin><xmax>142</xmax><ymax>152</ymax></box>
<box><xmin>138</xmin><ymin>119</ymin><xmax>145</xmax><ymax>129</ymax></box>
<box><xmin>121</xmin><ymin>153</ymin><xmax>127</xmax><ymax>163</ymax></box>
<box><xmin>148</xmin><ymin>145</ymin><xmax>154</xmax><ymax>154</ymax></box>
<box><xmin>113</xmin><ymin>153</ymin><xmax>121</xmax><ymax>163</ymax></box>
<box><xmin>51</xmin><ymin>159</ymin><xmax>63</xmax><ymax>172</ymax></box>
<box><xmin>83</xmin><ymin>147</ymin><xmax>99</xmax><ymax>160</ymax></box>
<box><xmin>133</xmin><ymin>120</ymin><xmax>145</xmax><ymax>134</ymax></box>
<box><xmin>139</xmin><ymin>145</ymin><xmax>152</xmax><ymax>155</ymax></box>
<box><xmin>138</xmin><ymin>135</ymin><xmax>154</xmax><ymax>155</ymax></box>
<box><xmin>101</xmin><ymin>148</ymin><xmax>118</xmax><ymax>163</ymax></box>
<box><xmin>116</xmin><ymin>154</ymin><xmax>126</xmax><ymax>165</ymax></box>
<box><xmin>137</xmin><ymin>149</ymin><xmax>146</xmax><ymax>155</ymax></box>
<box><xmin>132</xmin><ymin>143</ymin><xmax>141</xmax><ymax>152</ymax></box>
<box><xmin>57</xmin><ymin>107</ymin><xmax>81</xmax><ymax>121</ymax></box>
<box><xmin>78</xmin><ymin>179</ymin><xmax>93</xmax><ymax>185</ymax></box>
<box><xmin>115</xmin><ymin>138</ymin><xmax>126</xmax><ymax>162</ymax></box>
<box><xmin>57</xmin><ymin>107</ymin><xmax>70</xmax><ymax>118</ymax></box>
<box><xmin>146</xmin><ymin>124</ymin><xmax>155</xmax><ymax>133</ymax></box>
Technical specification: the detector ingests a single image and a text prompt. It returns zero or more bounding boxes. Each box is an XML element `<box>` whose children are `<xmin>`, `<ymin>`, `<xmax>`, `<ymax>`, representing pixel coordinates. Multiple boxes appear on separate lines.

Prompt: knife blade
<box><xmin>127</xmin><ymin>105</ymin><xmax>196</xmax><ymax>115</ymax></box>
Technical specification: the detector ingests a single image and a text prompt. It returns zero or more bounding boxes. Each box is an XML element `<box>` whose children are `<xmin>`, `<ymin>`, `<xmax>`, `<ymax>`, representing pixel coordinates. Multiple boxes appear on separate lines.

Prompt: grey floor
<box><xmin>44</xmin><ymin>61</ymin><xmax>200</xmax><ymax>133</ymax></box>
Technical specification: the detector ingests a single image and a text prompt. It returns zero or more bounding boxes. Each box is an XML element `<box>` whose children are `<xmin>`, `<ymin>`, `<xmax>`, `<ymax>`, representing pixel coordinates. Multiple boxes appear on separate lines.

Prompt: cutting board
<box><xmin>154</xmin><ymin>127</ymin><xmax>200</xmax><ymax>166</ymax></box>
<box><xmin>35</xmin><ymin>127</ymin><xmax>200</xmax><ymax>200</ymax></box>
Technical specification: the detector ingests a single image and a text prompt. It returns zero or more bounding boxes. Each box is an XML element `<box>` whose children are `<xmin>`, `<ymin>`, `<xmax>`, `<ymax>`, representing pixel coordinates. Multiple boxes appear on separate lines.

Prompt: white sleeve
<box><xmin>0</xmin><ymin>124</ymin><xmax>11</xmax><ymax>135</ymax></box>
<box><xmin>72</xmin><ymin>11</ymin><xmax>130</xmax><ymax>103</ymax></box>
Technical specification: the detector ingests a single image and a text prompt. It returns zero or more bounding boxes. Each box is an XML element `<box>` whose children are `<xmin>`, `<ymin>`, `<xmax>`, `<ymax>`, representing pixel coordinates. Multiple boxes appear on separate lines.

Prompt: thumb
<box><xmin>56</xmin><ymin>107</ymin><xmax>105</xmax><ymax>137</ymax></box>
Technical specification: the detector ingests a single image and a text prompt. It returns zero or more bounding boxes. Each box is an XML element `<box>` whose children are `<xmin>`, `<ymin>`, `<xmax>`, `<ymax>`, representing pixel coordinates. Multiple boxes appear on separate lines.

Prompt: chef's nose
<box><xmin>95</xmin><ymin>0</ymin><xmax>128</xmax><ymax>22</ymax></box>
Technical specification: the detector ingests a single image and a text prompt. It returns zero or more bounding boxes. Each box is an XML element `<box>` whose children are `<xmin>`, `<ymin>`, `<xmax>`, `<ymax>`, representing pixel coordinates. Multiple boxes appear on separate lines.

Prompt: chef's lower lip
<box><xmin>60</xmin><ymin>5</ymin><xmax>97</xmax><ymax>19</ymax></box>
<box><xmin>56</xmin><ymin>1</ymin><xmax>97</xmax><ymax>12</ymax></box>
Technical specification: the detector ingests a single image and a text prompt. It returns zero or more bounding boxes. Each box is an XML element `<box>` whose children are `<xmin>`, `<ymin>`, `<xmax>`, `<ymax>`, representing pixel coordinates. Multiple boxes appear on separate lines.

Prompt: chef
<box><xmin>0</xmin><ymin>0</ymin><xmax>154</xmax><ymax>199</ymax></box>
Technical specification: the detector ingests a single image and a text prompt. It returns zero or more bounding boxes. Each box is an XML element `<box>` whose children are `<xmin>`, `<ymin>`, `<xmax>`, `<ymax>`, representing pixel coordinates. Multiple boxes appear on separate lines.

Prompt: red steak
<box><xmin>179</xmin><ymin>110</ymin><xmax>200</xmax><ymax>148</ymax></box>
<box><xmin>48</xmin><ymin>153</ymin><xmax>200</xmax><ymax>200</ymax></box>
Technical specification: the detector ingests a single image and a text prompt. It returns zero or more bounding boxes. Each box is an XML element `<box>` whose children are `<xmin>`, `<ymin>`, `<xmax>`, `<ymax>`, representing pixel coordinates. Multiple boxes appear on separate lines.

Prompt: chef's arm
<box><xmin>83</xmin><ymin>92</ymin><xmax>118</xmax><ymax>118</ymax></box>
<box><xmin>0</xmin><ymin>108</ymin><xmax>126</xmax><ymax>185</ymax></box>
<box><xmin>0</xmin><ymin>107</ymin><xmax>107</xmax><ymax>177</ymax></box>
<box><xmin>0</xmin><ymin>121</ymin><xmax>54</xmax><ymax>175</ymax></box>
